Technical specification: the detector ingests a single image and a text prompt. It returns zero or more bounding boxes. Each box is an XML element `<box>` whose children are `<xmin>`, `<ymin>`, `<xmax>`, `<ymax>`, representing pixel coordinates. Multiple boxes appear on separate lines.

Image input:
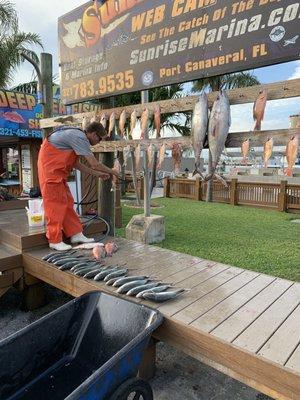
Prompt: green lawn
<box><xmin>117</xmin><ymin>198</ymin><xmax>300</xmax><ymax>282</ymax></box>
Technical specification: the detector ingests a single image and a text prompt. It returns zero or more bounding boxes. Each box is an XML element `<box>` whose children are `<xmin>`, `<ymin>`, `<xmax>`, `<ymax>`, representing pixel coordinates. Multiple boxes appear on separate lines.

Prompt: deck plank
<box><xmin>258</xmin><ymin>305</ymin><xmax>300</xmax><ymax>365</ymax></box>
<box><xmin>286</xmin><ymin>344</ymin><xmax>300</xmax><ymax>372</ymax></box>
<box><xmin>233</xmin><ymin>284</ymin><xmax>300</xmax><ymax>353</ymax></box>
<box><xmin>191</xmin><ymin>275</ymin><xmax>275</xmax><ymax>332</ymax></box>
<box><xmin>211</xmin><ymin>279</ymin><xmax>294</xmax><ymax>342</ymax></box>
<box><xmin>157</xmin><ymin>266</ymin><xmax>242</xmax><ymax>316</ymax></box>
<box><xmin>173</xmin><ymin>270</ymin><xmax>259</xmax><ymax>324</ymax></box>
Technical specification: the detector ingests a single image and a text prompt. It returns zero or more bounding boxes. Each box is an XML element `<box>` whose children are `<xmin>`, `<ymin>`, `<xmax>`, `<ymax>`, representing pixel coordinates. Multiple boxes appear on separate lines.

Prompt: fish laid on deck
<box><xmin>143</xmin><ymin>289</ymin><xmax>185</xmax><ymax>302</ymax></box>
<box><xmin>253</xmin><ymin>89</ymin><xmax>268</xmax><ymax>131</ymax></box>
<box><xmin>192</xmin><ymin>93</ymin><xmax>208</xmax><ymax>176</ymax></box>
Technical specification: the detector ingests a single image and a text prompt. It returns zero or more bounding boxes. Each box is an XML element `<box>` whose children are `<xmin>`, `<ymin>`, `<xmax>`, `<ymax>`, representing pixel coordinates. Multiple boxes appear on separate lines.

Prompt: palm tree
<box><xmin>192</xmin><ymin>71</ymin><xmax>260</xmax><ymax>202</ymax></box>
<box><xmin>192</xmin><ymin>71</ymin><xmax>260</xmax><ymax>93</ymax></box>
<box><xmin>0</xmin><ymin>0</ymin><xmax>42</xmax><ymax>88</ymax></box>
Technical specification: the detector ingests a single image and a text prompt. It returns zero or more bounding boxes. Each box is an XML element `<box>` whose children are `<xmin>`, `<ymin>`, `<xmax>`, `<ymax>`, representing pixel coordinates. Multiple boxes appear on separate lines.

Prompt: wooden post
<box><xmin>141</xmin><ymin>90</ymin><xmax>151</xmax><ymax>217</ymax></box>
<box><xmin>195</xmin><ymin>177</ymin><xmax>202</xmax><ymax>201</ymax></box>
<box><xmin>40</xmin><ymin>53</ymin><xmax>53</xmax><ymax>139</ymax></box>
<box><xmin>206</xmin><ymin>153</ymin><xmax>213</xmax><ymax>202</ymax></box>
<box><xmin>138</xmin><ymin>338</ymin><xmax>157</xmax><ymax>380</ymax></box>
<box><xmin>279</xmin><ymin>180</ymin><xmax>287</xmax><ymax>212</ymax></box>
<box><xmin>164</xmin><ymin>177</ymin><xmax>170</xmax><ymax>198</ymax></box>
<box><xmin>114</xmin><ymin>181</ymin><xmax>122</xmax><ymax>229</ymax></box>
<box><xmin>230</xmin><ymin>179</ymin><xmax>238</xmax><ymax>206</ymax></box>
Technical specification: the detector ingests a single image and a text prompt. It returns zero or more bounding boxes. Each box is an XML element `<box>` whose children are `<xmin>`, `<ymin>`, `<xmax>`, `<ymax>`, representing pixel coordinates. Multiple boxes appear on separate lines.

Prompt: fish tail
<box><xmin>254</xmin><ymin>120</ymin><xmax>261</xmax><ymax>131</ymax></box>
<box><xmin>285</xmin><ymin>167</ymin><xmax>293</xmax><ymax>177</ymax></box>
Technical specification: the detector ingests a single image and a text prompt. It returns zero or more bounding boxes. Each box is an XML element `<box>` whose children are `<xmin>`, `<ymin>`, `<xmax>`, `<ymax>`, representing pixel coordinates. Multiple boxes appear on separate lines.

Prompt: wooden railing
<box><xmin>164</xmin><ymin>178</ymin><xmax>300</xmax><ymax>212</ymax></box>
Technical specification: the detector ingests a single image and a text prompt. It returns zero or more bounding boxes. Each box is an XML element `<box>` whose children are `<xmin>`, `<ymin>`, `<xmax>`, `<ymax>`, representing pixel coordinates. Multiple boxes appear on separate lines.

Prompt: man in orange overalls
<box><xmin>38</xmin><ymin>121</ymin><xmax>118</xmax><ymax>251</ymax></box>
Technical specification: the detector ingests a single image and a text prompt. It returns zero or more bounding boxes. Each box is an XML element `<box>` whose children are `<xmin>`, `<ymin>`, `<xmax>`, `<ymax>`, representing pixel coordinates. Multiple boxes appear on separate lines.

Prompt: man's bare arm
<box><xmin>83</xmin><ymin>155</ymin><xmax>119</xmax><ymax>176</ymax></box>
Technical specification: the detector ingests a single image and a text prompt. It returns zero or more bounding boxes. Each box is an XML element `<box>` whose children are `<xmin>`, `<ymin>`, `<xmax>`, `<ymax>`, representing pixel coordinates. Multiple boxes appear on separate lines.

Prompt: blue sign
<box><xmin>0</xmin><ymin>90</ymin><xmax>43</xmax><ymax>138</ymax></box>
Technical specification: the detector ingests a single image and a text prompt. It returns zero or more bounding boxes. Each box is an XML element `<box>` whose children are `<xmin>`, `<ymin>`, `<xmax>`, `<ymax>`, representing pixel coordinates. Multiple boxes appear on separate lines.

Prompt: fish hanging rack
<box><xmin>40</xmin><ymin>78</ymin><xmax>300</xmax><ymax>151</ymax></box>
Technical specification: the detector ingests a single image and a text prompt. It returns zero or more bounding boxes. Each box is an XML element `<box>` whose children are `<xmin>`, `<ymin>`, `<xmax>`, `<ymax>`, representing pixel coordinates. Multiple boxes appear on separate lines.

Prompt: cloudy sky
<box><xmin>12</xmin><ymin>0</ymin><xmax>300</xmax><ymax>133</ymax></box>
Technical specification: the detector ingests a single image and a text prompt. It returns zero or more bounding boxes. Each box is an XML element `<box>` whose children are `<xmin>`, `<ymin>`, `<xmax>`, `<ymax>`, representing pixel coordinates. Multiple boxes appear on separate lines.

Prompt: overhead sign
<box><xmin>0</xmin><ymin>89</ymin><xmax>103</xmax><ymax>138</ymax></box>
<box><xmin>59</xmin><ymin>0</ymin><xmax>300</xmax><ymax>104</ymax></box>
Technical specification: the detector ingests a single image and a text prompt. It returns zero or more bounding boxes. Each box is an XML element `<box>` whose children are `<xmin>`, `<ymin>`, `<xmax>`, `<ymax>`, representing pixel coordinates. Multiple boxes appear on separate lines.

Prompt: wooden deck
<box><xmin>0</xmin><ymin>209</ymin><xmax>299</xmax><ymax>399</ymax></box>
<box><xmin>22</xmin><ymin>238</ymin><xmax>300</xmax><ymax>400</ymax></box>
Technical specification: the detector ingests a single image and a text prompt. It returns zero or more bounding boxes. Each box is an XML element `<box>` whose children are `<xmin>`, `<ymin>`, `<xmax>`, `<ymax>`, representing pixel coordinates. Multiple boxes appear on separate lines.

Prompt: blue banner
<box><xmin>0</xmin><ymin>90</ymin><xmax>43</xmax><ymax>138</ymax></box>
<box><xmin>0</xmin><ymin>89</ymin><xmax>103</xmax><ymax>139</ymax></box>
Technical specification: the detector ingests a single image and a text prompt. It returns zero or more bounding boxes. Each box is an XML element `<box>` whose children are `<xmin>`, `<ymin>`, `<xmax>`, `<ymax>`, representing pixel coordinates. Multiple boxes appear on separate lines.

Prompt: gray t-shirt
<box><xmin>49</xmin><ymin>128</ymin><xmax>92</xmax><ymax>156</ymax></box>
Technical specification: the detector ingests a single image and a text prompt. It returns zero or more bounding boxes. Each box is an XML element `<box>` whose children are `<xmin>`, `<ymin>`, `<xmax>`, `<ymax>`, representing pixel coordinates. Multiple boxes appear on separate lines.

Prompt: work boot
<box><xmin>70</xmin><ymin>232</ymin><xmax>95</xmax><ymax>244</ymax></box>
<box><xmin>49</xmin><ymin>242</ymin><xmax>72</xmax><ymax>251</ymax></box>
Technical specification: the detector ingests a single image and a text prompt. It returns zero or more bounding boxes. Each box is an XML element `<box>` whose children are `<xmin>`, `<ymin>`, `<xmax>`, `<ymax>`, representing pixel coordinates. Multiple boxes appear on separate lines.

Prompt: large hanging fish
<box><xmin>154</xmin><ymin>104</ymin><xmax>161</xmax><ymax>138</ymax></box>
<box><xmin>108</xmin><ymin>112</ymin><xmax>116</xmax><ymax>137</ymax></box>
<box><xmin>172</xmin><ymin>143</ymin><xmax>182</xmax><ymax>174</ymax></box>
<box><xmin>241</xmin><ymin>139</ymin><xmax>250</xmax><ymax>164</ymax></box>
<box><xmin>140</xmin><ymin>108</ymin><xmax>149</xmax><ymax>139</ymax></box>
<box><xmin>263</xmin><ymin>137</ymin><xmax>273</xmax><ymax>168</ymax></box>
<box><xmin>157</xmin><ymin>143</ymin><xmax>166</xmax><ymax>169</ymax></box>
<box><xmin>253</xmin><ymin>89</ymin><xmax>268</xmax><ymax>131</ymax></box>
<box><xmin>192</xmin><ymin>93</ymin><xmax>208</xmax><ymax>176</ymax></box>
<box><xmin>119</xmin><ymin>110</ymin><xmax>127</xmax><ymax>138</ymax></box>
<box><xmin>207</xmin><ymin>90</ymin><xmax>231</xmax><ymax>184</ymax></box>
<box><xmin>285</xmin><ymin>135</ymin><xmax>299</xmax><ymax>176</ymax></box>
<box><xmin>130</xmin><ymin>109</ymin><xmax>137</xmax><ymax>138</ymax></box>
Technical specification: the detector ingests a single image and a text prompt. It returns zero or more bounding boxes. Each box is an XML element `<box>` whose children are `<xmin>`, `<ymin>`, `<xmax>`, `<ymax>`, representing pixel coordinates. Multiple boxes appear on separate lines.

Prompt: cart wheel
<box><xmin>109</xmin><ymin>377</ymin><xmax>153</xmax><ymax>400</ymax></box>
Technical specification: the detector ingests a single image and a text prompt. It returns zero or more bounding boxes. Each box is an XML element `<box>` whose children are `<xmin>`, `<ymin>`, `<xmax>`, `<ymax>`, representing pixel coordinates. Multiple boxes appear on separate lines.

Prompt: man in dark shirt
<box><xmin>38</xmin><ymin>122</ymin><xmax>118</xmax><ymax>251</ymax></box>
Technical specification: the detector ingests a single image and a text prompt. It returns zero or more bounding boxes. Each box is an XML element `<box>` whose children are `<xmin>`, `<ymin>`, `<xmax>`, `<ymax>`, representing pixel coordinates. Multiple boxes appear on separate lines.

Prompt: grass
<box><xmin>117</xmin><ymin>198</ymin><xmax>300</xmax><ymax>282</ymax></box>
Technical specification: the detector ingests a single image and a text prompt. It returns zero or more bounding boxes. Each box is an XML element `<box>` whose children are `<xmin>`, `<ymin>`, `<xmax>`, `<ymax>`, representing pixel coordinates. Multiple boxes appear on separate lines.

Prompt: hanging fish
<box><xmin>100</xmin><ymin>113</ymin><xmax>107</xmax><ymax>129</ymax></box>
<box><xmin>108</xmin><ymin>112</ymin><xmax>116</xmax><ymax>137</ymax></box>
<box><xmin>82</xmin><ymin>116</ymin><xmax>89</xmax><ymax>131</ymax></box>
<box><xmin>157</xmin><ymin>143</ymin><xmax>166</xmax><ymax>170</ymax></box>
<box><xmin>241</xmin><ymin>139</ymin><xmax>250</xmax><ymax>164</ymax></box>
<box><xmin>140</xmin><ymin>108</ymin><xmax>149</xmax><ymax>139</ymax></box>
<box><xmin>147</xmin><ymin>144</ymin><xmax>155</xmax><ymax>168</ymax></box>
<box><xmin>130</xmin><ymin>109</ymin><xmax>137</xmax><ymax>138</ymax></box>
<box><xmin>206</xmin><ymin>90</ymin><xmax>231</xmax><ymax>184</ymax></box>
<box><xmin>135</xmin><ymin>144</ymin><xmax>142</xmax><ymax>172</ymax></box>
<box><xmin>285</xmin><ymin>135</ymin><xmax>299</xmax><ymax>177</ymax></box>
<box><xmin>90</xmin><ymin>113</ymin><xmax>98</xmax><ymax>123</ymax></box>
<box><xmin>192</xmin><ymin>93</ymin><xmax>208</xmax><ymax>176</ymax></box>
<box><xmin>119</xmin><ymin>110</ymin><xmax>127</xmax><ymax>137</ymax></box>
<box><xmin>263</xmin><ymin>137</ymin><xmax>273</xmax><ymax>168</ymax></box>
<box><xmin>154</xmin><ymin>104</ymin><xmax>161</xmax><ymax>138</ymax></box>
<box><xmin>172</xmin><ymin>143</ymin><xmax>182</xmax><ymax>174</ymax></box>
<box><xmin>123</xmin><ymin>145</ymin><xmax>131</xmax><ymax>167</ymax></box>
<box><xmin>253</xmin><ymin>89</ymin><xmax>268</xmax><ymax>131</ymax></box>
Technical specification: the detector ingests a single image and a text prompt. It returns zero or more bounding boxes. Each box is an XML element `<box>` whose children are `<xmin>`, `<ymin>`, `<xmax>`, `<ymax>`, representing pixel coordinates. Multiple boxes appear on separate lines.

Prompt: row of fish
<box><xmin>42</xmin><ymin>251</ymin><xmax>185</xmax><ymax>303</ymax></box>
<box><xmin>241</xmin><ymin>134</ymin><xmax>299</xmax><ymax>175</ymax></box>
<box><xmin>83</xmin><ymin>105</ymin><xmax>161</xmax><ymax>141</ymax></box>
